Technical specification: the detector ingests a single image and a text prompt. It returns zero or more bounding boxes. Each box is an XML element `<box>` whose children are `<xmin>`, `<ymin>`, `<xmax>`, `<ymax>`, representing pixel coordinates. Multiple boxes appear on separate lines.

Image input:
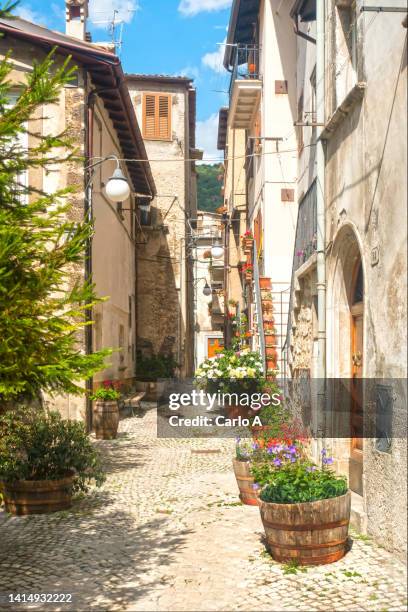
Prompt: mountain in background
<box><xmin>196</xmin><ymin>164</ymin><xmax>224</xmax><ymax>212</ymax></box>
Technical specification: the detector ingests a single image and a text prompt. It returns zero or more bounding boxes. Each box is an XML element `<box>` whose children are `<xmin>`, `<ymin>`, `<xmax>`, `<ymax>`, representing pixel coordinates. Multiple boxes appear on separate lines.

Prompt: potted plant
<box><xmin>257</xmin><ymin>450</ymin><xmax>350</xmax><ymax>566</ymax></box>
<box><xmin>259</xmin><ymin>277</ymin><xmax>271</xmax><ymax>290</ymax></box>
<box><xmin>91</xmin><ymin>385</ymin><xmax>121</xmax><ymax>440</ymax></box>
<box><xmin>241</xmin><ymin>230</ymin><xmax>254</xmax><ymax>254</ymax></box>
<box><xmin>0</xmin><ymin>408</ymin><xmax>105</xmax><ymax>516</ymax></box>
<box><xmin>136</xmin><ymin>352</ymin><xmax>177</xmax><ymax>401</ymax></box>
<box><xmin>232</xmin><ymin>439</ymin><xmax>262</xmax><ymax>506</ymax></box>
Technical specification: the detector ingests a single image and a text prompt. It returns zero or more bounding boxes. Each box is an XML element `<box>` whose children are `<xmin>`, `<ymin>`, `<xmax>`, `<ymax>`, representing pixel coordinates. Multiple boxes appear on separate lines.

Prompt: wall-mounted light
<box><xmin>105</xmin><ymin>166</ymin><xmax>131</xmax><ymax>203</ymax></box>
<box><xmin>211</xmin><ymin>239</ymin><xmax>224</xmax><ymax>260</ymax></box>
<box><xmin>203</xmin><ymin>282</ymin><xmax>212</xmax><ymax>296</ymax></box>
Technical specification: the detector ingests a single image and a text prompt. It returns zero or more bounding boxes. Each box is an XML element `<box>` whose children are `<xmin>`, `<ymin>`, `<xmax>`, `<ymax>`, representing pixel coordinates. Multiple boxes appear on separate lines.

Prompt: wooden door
<box><xmin>208</xmin><ymin>338</ymin><xmax>224</xmax><ymax>358</ymax></box>
<box><xmin>350</xmin><ymin>262</ymin><xmax>364</xmax><ymax>495</ymax></box>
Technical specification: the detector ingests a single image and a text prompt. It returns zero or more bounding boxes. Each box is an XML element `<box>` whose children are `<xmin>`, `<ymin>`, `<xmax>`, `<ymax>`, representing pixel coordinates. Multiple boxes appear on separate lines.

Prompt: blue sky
<box><xmin>15</xmin><ymin>0</ymin><xmax>233</xmax><ymax>161</ymax></box>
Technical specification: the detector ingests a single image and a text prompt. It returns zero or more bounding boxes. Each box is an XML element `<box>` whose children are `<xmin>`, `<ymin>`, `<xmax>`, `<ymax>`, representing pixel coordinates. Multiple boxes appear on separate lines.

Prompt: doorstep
<box><xmin>350</xmin><ymin>491</ymin><xmax>368</xmax><ymax>534</ymax></box>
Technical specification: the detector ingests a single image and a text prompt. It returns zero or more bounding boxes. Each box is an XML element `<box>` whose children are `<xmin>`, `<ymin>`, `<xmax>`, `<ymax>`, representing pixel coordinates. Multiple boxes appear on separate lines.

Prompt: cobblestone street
<box><xmin>1</xmin><ymin>407</ymin><xmax>407</xmax><ymax>612</ymax></box>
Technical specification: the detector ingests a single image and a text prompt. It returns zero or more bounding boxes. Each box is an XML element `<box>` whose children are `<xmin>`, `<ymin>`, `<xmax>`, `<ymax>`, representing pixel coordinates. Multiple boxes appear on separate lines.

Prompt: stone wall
<box><xmin>127</xmin><ymin>79</ymin><xmax>195</xmax><ymax>377</ymax></box>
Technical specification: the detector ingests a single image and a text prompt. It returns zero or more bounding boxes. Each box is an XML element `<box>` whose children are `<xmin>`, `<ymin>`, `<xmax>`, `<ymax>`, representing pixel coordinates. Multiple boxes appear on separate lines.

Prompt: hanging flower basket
<box><xmin>203</xmin><ymin>250</ymin><xmax>212</xmax><ymax>259</ymax></box>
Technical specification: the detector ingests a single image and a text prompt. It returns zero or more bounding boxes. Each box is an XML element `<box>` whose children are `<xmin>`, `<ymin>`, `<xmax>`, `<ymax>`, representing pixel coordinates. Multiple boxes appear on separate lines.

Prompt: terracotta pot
<box><xmin>93</xmin><ymin>400</ymin><xmax>119</xmax><ymax>440</ymax></box>
<box><xmin>232</xmin><ymin>459</ymin><xmax>259</xmax><ymax>506</ymax></box>
<box><xmin>266</xmin><ymin>346</ymin><xmax>278</xmax><ymax>357</ymax></box>
<box><xmin>0</xmin><ymin>472</ymin><xmax>75</xmax><ymax>516</ymax></box>
<box><xmin>225</xmin><ymin>404</ymin><xmax>254</xmax><ymax>420</ymax></box>
<box><xmin>260</xmin><ymin>491</ymin><xmax>351</xmax><ymax>565</ymax></box>
<box><xmin>259</xmin><ymin>277</ymin><xmax>271</xmax><ymax>290</ymax></box>
<box><xmin>248</xmin><ymin>63</ymin><xmax>257</xmax><ymax>75</ymax></box>
<box><xmin>243</xmin><ymin>237</ymin><xmax>254</xmax><ymax>253</ymax></box>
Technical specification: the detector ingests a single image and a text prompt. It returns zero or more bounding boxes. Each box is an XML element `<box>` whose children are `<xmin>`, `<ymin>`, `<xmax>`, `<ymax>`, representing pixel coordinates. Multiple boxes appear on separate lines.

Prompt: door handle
<box><xmin>352</xmin><ymin>351</ymin><xmax>362</xmax><ymax>367</ymax></box>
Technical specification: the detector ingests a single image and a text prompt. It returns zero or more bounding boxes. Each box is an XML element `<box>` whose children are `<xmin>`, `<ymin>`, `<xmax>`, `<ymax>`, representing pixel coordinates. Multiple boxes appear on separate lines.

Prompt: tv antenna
<box><xmin>91</xmin><ymin>8</ymin><xmax>137</xmax><ymax>54</ymax></box>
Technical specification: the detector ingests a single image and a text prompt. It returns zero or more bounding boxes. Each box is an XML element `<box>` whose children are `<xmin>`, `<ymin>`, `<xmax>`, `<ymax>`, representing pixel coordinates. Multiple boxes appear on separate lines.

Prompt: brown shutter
<box><xmin>143</xmin><ymin>94</ymin><xmax>156</xmax><ymax>139</ymax></box>
<box><xmin>143</xmin><ymin>93</ymin><xmax>171</xmax><ymax>140</ymax></box>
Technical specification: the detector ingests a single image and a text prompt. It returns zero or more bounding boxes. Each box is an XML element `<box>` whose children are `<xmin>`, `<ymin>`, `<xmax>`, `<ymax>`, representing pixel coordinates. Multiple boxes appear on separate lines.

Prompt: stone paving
<box><xmin>0</xmin><ymin>406</ymin><xmax>407</xmax><ymax>612</ymax></box>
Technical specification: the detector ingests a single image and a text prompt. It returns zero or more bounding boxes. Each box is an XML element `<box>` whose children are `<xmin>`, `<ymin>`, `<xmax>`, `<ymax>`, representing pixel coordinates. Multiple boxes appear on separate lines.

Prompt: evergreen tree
<box><xmin>0</xmin><ymin>3</ymin><xmax>110</xmax><ymax>404</ymax></box>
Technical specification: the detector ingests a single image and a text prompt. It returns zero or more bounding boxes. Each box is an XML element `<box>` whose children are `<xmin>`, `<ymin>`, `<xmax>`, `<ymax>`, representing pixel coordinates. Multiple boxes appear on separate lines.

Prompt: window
<box><xmin>142</xmin><ymin>93</ymin><xmax>172</xmax><ymax>140</ymax></box>
<box><xmin>69</xmin><ymin>5</ymin><xmax>81</xmax><ymax>20</ymax></box>
<box><xmin>334</xmin><ymin>0</ymin><xmax>358</xmax><ymax>105</ymax></box>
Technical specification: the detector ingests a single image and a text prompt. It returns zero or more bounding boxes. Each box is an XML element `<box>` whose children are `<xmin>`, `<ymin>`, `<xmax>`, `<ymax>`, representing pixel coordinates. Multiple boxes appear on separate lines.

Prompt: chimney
<box><xmin>66</xmin><ymin>0</ymin><xmax>88</xmax><ymax>41</ymax></box>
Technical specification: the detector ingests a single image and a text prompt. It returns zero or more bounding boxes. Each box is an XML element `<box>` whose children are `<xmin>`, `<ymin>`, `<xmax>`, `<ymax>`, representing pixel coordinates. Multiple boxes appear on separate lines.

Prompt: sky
<box><xmin>14</xmin><ymin>0</ymin><xmax>233</xmax><ymax>162</ymax></box>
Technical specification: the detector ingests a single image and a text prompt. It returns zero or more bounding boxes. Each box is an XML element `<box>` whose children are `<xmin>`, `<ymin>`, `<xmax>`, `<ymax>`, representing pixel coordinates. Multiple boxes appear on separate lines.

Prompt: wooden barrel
<box><xmin>232</xmin><ymin>458</ymin><xmax>259</xmax><ymax>506</ymax></box>
<box><xmin>260</xmin><ymin>491</ymin><xmax>351</xmax><ymax>565</ymax></box>
<box><xmin>0</xmin><ymin>473</ymin><xmax>74</xmax><ymax>515</ymax></box>
<box><xmin>93</xmin><ymin>400</ymin><xmax>119</xmax><ymax>440</ymax></box>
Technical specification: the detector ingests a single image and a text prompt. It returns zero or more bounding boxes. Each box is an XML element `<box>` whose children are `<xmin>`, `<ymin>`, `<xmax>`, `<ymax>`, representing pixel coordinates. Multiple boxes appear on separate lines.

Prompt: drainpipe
<box><xmin>316</xmin><ymin>3</ymin><xmax>326</xmax><ymax>387</ymax></box>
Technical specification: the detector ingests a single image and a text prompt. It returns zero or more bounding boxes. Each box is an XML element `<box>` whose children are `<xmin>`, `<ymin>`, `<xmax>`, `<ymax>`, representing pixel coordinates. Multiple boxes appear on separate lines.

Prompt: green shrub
<box><xmin>0</xmin><ymin>408</ymin><xmax>105</xmax><ymax>492</ymax></box>
<box><xmin>259</xmin><ymin>463</ymin><xmax>347</xmax><ymax>504</ymax></box>
<box><xmin>90</xmin><ymin>387</ymin><xmax>120</xmax><ymax>401</ymax></box>
<box><xmin>136</xmin><ymin>352</ymin><xmax>177</xmax><ymax>381</ymax></box>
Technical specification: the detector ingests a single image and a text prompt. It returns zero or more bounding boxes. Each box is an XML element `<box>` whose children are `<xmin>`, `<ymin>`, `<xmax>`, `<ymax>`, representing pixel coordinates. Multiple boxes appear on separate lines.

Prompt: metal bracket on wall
<box><xmin>360</xmin><ymin>6</ymin><xmax>407</xmax><ymax>12</ymax></box>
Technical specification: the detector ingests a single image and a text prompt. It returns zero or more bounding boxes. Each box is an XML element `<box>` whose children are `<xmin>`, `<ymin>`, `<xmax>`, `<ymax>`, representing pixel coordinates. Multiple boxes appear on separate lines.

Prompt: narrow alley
<box><xmin>1</xmin><ymin>408</ymin><xmax>406</xmax><ymax>612</ymax></box>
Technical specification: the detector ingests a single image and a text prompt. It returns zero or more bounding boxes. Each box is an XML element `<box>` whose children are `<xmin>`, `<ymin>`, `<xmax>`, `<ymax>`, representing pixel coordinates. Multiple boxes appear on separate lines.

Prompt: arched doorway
<box><xmin>327</xmin><ymin>225</ymin><xmax>365</xmax><ymax>496</ymax></box>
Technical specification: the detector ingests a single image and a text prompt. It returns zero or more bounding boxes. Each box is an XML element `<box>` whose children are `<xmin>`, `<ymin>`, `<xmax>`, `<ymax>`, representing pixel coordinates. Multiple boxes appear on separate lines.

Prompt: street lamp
<box><xmin>203</xmin><ymin>282</ymin><xmax>212</xmax><ymax>296</ymax></box>
<box><xmin>211</xmin><ymin>238</ymin><xmax>224</xmax><ymax>259</ymax></box>
<box><xmin>104</xmin><ymin>164</ymin><xmax>131</xmax><ymax>203</ymax></box>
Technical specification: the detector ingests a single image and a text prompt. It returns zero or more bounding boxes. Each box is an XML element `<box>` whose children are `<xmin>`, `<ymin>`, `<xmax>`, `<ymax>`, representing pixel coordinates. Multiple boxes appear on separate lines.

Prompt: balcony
<box><xmin>228</xmin><ymin>45</ymin><xmax>262</xmax><ymax>129</ymax></box>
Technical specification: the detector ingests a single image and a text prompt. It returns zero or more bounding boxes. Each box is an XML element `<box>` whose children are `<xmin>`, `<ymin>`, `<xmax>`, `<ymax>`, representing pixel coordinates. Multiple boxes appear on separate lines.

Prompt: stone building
<box><xmin>126</xmin><ymin>75</ymin><xmax>200</xmax><ymax>378</ymax></box>
<box><xmin>193</xmin><ymin>211</ymin><xmax>225</xmax><ymax>368</ymax></box>
<box><xmin>285</xmin><ymin>1</ymin><xmax>407</xmax><ymax>556</ymax></box>
<box><xmin>218</xmin><ymin>0</ymin><xmax>298</xmax><ymax>372</ymax></box>
<box><xmin>0</xmin><ymin>1</ymin><xmax>156</xmax><ymax>425</ymax></box>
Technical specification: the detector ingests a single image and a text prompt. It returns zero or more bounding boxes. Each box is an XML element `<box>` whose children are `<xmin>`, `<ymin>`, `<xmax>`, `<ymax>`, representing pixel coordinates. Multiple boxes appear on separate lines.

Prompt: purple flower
<box><xmin>273</xmin><ymin>458</ymin><xmax>282</xmax><ymax>467</ymax></box>
<box><xmin>235</xmin><ymin>437</ymin><xmax>241</xmax><ymax>443</ymax></box>
<box><xmin>267</xmin><ymin>447</ymin><xmax>274</xmax><ymax>455</ymax></box>
<box><xmin>323</xmin><ymin>457</ymin><xmax>334</xmax><ymax>465</ymax></box>
<box><xmin>252</xmin><ymin>442</ymin><xmax>259</xmax><ymax>450</ymax></box>
<box><xmin>288</xmin><ymin>445</ymin><xmax>297</xmax><ymax>454</ymax></box>
<box><xmin>284</xmin><ymin>453</ymin><xmax>292</xmax><ymax>460</ymax></box>
<box><xmin>252</xmin><ymin>483</ymin><xmax>260</xmax><ymax>490</ymax></box>
<box><xmin>306</xmin><ymin>466</ymin><xmax>317</xmax><ymax>472</ymax></box>
<box><xmin>321</xmin><ymin>448</ymin><xmax>327</xmax><ymax>456</ymax></box>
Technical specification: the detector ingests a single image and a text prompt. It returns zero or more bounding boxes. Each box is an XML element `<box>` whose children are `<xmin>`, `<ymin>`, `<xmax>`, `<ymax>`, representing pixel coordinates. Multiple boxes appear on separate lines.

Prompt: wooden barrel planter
<box><xmin>0</xmin><ymin>473</ymin><xmax>75</xmax><ymax>516</ymax></box>
<box><xmin>260</xmin><ymin>491</ymin><xmax>351</xmax><ymax>565</ymax></box>
<box><xmin>232</xmin><ymin>459</ymin><xmax>259</xmax><ymax>506</ymax></box>
<box><xmin>93</xmin><ymin>400</ymin><xmax>119</xmax><ymax>440</ymax></box>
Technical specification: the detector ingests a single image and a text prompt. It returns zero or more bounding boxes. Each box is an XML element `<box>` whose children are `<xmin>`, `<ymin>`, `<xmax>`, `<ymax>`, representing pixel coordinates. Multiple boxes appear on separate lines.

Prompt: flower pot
<box><xmin>260</xmin><ymin>491</ymin><xmax>351</xmax><ymax>565</ymax></box>
<box><xmin>259</xmin><ymin>277</ymin><xmax>271</xmax><ymax>290</ymax></box>
<box><xmin>245</xmin><ymin>272</ymin><xmax>253</xmax><ymax>283</ymax></box>
<box><xmin>225</xmin><ymin>404</ymin><xmax>254</xmax><ymax>420</ymax></box>
<box><xmin>0</xmin><ymin>472</ymin><xmax>75</xmax><ymax>516</ymax></box>
<box><xmin>93</xmin><ymin>400</ymin><xmax>119</xmax><ymax>440</ymax></box>
<box><xmin>232</xmin><ymin>458</ymin><xmax>259</xmax><ymax>506</ymax></box>
<box><xmin>243</xmin><ymin>237</ymin><xmax>254</xmax><ymax>253</ymax></box>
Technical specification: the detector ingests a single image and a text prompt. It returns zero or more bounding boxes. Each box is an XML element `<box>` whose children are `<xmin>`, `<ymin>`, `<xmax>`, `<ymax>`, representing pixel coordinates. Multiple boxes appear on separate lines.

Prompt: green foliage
<box><xmin>196</xmin><ymin>164</ymin><xmax>223</xmax><ymax>212</ymax></box>
<box><xmin>0</xmin><ymin>48</ymin><xmax>110</xmax><ymax>402</ymax></box>
<box><xmin>0</xmin><ymin>408</ymin><xmax>105</xmax><ymax>491</ymax></box>
<box><xmin>90</xmin><ymin>387</ymin><xmax>120</xmax><ymax>402</ymax></box>
<box><xmin>195</xmin><ymin>347</ymin><xmax>264</xmax><ymax>395</ymax></box>
<box><xmin>136</xmin><ymin>352</ymin><xmax>177</xmax><ymax>381</ymax></box>
<box><xmin>259</xmin><ymin>463</ymin><xmax>348</xmax><ymax>504</ymax></box>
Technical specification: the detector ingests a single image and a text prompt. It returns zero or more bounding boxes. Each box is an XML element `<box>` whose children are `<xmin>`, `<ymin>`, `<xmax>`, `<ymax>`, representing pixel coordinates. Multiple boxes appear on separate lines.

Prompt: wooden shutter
<box><xmin>143</xmin><ymin>94</ymin><xmax>156</xmax><ymax>139</ymax></box>
<box><xmin>143</xmin><ymin>93</ymin><xmax>171</xmax><ymax>140</ymax></box>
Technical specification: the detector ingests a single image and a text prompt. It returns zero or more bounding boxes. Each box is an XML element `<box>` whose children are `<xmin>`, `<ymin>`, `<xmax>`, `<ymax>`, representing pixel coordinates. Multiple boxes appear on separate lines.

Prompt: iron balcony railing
<box><xmin>229</xmin><ymin>44</ymin><xmax>261</xmax><ymax>100</ymax></box>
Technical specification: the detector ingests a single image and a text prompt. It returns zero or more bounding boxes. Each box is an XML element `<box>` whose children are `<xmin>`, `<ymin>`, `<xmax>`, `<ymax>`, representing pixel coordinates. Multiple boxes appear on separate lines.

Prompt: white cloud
<box><xmin>202</xmin><ymin>39</ymin><xmax>226</xmax><ymax>73</ymax></box>
<box><xmin>196</xmin><ymin>113</ymin><xmax>223</xmax><ymax>163</ymax></box>
<box><xmin>179</xmin><ymin>0</ymin><xmax>232</xmax><ymax>17</ymax></box>
<box><xmin>89</xmin><ymin>0</ymin><xmax>139</xmax><ymax>28</ymax></box>
<box><xmin>178</xmin><ymin>66</ymin><xmax>200</xmax><ymax>81</ymax></box>
<box><xmin>15</xmin><ymin>4</ymin><xmax>48</xmax><ymax>26</ymax></box>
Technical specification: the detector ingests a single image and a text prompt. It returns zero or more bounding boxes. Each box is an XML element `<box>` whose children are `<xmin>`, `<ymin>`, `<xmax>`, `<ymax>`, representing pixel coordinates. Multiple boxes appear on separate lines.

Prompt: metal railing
<box><xmin>229</xmin><ymin>44</ymin><xmax>261</xmax><ymax>99</ymax></box>
<box><xmin>252</xmin><ymin>239</ymin><xmax>266</xmax><ymax>374</ymax></box>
